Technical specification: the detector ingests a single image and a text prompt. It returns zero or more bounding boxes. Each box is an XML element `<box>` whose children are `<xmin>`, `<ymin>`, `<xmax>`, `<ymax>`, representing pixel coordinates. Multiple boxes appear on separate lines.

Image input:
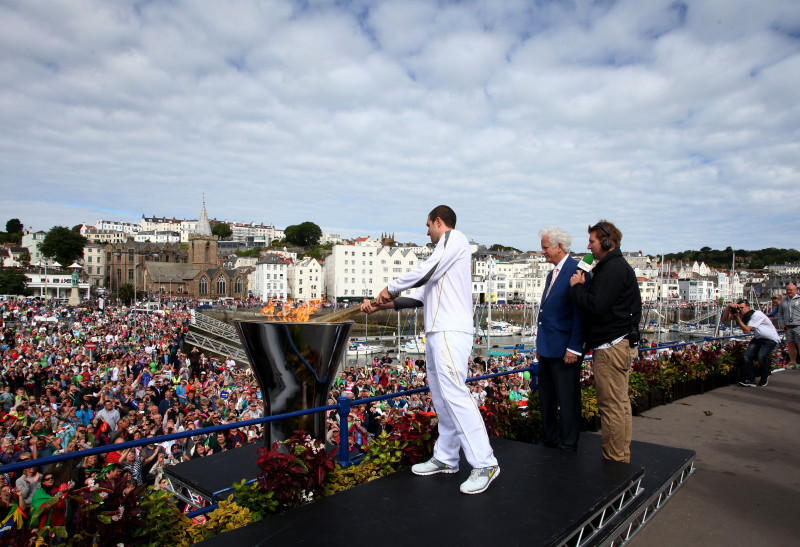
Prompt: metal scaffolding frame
<box><xmin>558</xmin><ymin>475</ymin><xmax>644</xmax><ymax>547</ymax></box>
<box><xmin>190</xmin><ymin>310</ymin><xmax>240</xmax><ymax>343</ymax></box>
<box><xmin>604</xmin><ymin>456</ymin><xmax>696</xmax><ymax>546</ymax></box>
<box><xmin>184</xmin><ymin>330</ymin><xmax>248</xmax><ymax>363</ymax></box>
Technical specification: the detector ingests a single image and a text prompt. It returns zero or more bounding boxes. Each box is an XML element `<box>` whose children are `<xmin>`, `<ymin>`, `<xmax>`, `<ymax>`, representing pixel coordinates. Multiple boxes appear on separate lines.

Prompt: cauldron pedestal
<box><xmin>235</xmin><ymin>320</ymin><xmax>353</xmax><ymax>446</ymax></box>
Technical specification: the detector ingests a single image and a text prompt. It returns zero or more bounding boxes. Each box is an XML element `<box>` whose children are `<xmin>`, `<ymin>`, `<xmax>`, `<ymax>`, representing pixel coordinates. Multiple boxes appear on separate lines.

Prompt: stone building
<box><xmin>105</xmin><ymin>199</ymin><xmax>250</xmax><ymax>299</ymax></box>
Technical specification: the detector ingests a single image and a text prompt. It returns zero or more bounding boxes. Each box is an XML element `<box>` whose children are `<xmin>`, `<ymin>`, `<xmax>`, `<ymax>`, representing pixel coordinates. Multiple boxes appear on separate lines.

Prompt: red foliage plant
<box><xmin>256</xmin><ymin>431</ymin><xmax>335</xmax><ymax>509</ymax></box>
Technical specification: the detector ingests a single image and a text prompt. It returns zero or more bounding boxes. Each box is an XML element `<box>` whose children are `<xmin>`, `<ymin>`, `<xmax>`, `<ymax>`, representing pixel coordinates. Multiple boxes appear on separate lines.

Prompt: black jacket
<box><xmin>569</xmin><ymin>248</ymin><xmax>642</xmax><ymax>349</ymax></box>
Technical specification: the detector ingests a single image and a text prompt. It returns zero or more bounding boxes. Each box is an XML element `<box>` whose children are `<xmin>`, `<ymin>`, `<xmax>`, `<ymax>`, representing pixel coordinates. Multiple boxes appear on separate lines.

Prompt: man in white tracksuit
<box><xmin>361</xmin><ymin>205</ymin><xmax>500</xmax><ymax>494</ymax></box>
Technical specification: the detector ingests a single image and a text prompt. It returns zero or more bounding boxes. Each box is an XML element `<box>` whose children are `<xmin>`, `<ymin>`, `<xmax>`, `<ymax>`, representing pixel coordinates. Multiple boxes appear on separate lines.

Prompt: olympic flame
<box><xmin>260</xmin><ymin>298</ymin><xmax>322</xmax><ymax>322</ymax></box>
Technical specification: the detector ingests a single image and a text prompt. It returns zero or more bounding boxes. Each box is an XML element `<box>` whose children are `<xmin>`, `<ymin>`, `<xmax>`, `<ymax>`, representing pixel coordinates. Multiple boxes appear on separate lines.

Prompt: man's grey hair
<box><xmin>539</xmin><ymin>227</ymin><xmax>572</xmax><ymax>253</ymax></box>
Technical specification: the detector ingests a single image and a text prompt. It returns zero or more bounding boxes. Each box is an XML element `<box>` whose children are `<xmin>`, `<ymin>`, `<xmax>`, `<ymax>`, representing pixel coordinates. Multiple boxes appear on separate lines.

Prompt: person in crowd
<box><xmin>569</xmin><ymin>221</ymin><xmax>642</xmax><ymax>463</ymax></box>
<box><xmin>536</xmin><ymin>227</ymin><xmax>586</xmax><ymax>452</ymax></box>
<box><xmin>777</xmin><ymin>283</ymin><xmax>800</xmax><ymax>367</ymax></box>
<box><xmin>723</xmin><ymin>299</ymin><xmax>781</xmax><ymax>387</ymax></box>
<box><xmin>14</xmin><ymin>451</ymin><xmax>40</xmax><ymax>508</ymax></box>
<box><xmin>30</xmin><ymin>473</ymin><xmax>72</xmax><ymax>530</ymax></box>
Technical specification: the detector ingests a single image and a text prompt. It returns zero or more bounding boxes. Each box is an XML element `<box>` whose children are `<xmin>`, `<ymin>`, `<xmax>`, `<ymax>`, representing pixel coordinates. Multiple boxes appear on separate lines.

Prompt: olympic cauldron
<box><xmin>234</xmin><ymin>320</ymin><xmax>353</xmax><ymax>446</ymax></box>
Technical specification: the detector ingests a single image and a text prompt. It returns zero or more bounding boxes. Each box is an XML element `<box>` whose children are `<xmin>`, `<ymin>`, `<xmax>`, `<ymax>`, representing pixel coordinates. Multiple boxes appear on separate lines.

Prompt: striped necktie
<box><xmin>546</xmin><ymin>268</ymin><xmax>559</xmax><ymax>298</ymax></box>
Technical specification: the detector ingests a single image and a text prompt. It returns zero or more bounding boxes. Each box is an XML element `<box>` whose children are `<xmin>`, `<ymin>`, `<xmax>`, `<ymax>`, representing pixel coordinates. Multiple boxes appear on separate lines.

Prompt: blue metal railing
<box><xmin>0</xmin><ymin>333</ymin><xmax>752</xmax><ymax>519</ymax></box>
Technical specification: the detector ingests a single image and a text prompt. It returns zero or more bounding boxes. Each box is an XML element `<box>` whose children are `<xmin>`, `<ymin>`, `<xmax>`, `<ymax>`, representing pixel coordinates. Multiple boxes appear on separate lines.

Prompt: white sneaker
<box><xmin>411</xmin><ymin>457</ymin><xmax>459</xmax><ymax>476</ymax></box>
<box><xmin>460</xmin><ymin>466</ymin><xmax>500</xmax><ymax>494</ymax></box>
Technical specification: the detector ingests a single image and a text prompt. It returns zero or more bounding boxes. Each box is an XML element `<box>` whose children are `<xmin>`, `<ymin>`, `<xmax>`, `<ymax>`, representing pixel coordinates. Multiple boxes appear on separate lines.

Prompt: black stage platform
<box><xmin>164</xmin><ymin>443</ymin><xmax>354</xmax><ymax>504</ymax></box>
<box><xmin>164</xmin><ymin>443</ymin><xmax>263</xmax><ymax>502</ymax></box>
<box><xmin>199</xmin><ymin>435</ymin><xmax>695</xmax><ymax>546</ymax></box>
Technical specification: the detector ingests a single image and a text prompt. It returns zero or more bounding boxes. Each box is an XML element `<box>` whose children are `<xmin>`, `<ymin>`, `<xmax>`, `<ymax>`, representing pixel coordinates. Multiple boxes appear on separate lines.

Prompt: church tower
<box><xmin>188</xmin><ymin>196</ymin><xmax>218</xmax><ymax>269</ymax></box>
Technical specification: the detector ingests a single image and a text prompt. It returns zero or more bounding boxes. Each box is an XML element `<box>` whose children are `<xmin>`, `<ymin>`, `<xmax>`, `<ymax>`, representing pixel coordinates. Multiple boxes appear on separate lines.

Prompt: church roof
<box><xmin>195</xmin><ymin>198</ymin><xmax>212</xmax><ymax>236</ymax></box>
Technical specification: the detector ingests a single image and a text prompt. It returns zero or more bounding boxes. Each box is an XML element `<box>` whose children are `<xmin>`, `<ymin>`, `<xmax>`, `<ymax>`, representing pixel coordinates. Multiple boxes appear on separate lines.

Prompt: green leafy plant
<box><xmin>185</xmin><ymin>496</ymin><xmax>252</xmax><ymax>544</ymax></box>
<box><xmin>628</xmin><ymin>370</ymin><xmax>649</xmax><ymax>398</ymax></box>
<box><xmin>132</xmin><ymin>486</ymin><xmax>192</xmax><ymax>545</ymax></box>
<box><xmin>581</xmin><ymin>386</ymin><xmax>599</xmax><ymax>421</ymax></box>
<box><xmin>232</xmin><ymin>479</ymin><xmax>278</xmax><ymax>522</ymax></box>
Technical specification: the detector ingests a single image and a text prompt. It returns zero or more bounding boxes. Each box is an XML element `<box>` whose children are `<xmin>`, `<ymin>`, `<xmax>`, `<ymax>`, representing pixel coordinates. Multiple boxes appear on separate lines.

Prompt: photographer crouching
<box><xmin>722</xmin><ymin>299</ymin><xmax>780</xmax><ymax>387</ymax></box>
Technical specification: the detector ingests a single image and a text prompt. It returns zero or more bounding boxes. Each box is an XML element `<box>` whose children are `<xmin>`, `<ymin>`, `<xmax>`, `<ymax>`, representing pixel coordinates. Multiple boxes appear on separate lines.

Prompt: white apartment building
<box><xmin>1</xmin><ymin>246</ymin><xmax>27</xmax><ymax>268</ymax></box>
<box><xmin>624</xmin><ymin>252</ymin><xmax>651</xmax><ymax>270</ymax></box>
<box><xmin>234</xmin><ymin>257</ymin><xmax>259</xmax><ymax>269</ymax></box>
<box><xmin>249</xmin><ymin>255</ymin><xmax>288</xmax><ymax>301</ymax></box>
<box><xmin>140</xmin><ymin>216</ymin><xmax>201</xmax><ymax>243</ymax></box>
<box><xmin>83</xmin><ymin>243</ymin><xmax>107</xmax><ymax>287</ymax></box>
<box><xmin>767</xmin><ymin>263</ymin><xmax>800</xmax><ymax>275</ymax></box>
<box><xmin>320</xmin><ymin>233</ymin><xmax>343</xmax><ymax>245</ymax></box>
<box><xmin>716</xmin><ymin>272</ymin><xmax>731</xmax><ymax>301</ymax></box>
<box><xmin>228</xmin><ymin>222</ymin><xmax>281</xmax><ymax>246</ymax></box>
<box><xmin>21</xmin><ymin>231</ymin><xmax>47</xmax><ymax>265</ymax></box>
<box><xmin>141</xmin><ymin>215</ymin><xmax>184</xmax><ymax>233</ymax></box>
<box><xmin>81</xmin><ymin>228</ymin><xmax>128</xmax><ymax>245</ymax></box>
<box><xmin>660</xmin><ymin>280</ymin><xmax>681</xmax><ymax>300</ymax></box>
<box><xmin>265</xmin><ymin>249</ymin><xmax>298</xmax><ymax>261</ymax></box>
<box><xmin>288</xmin><ymin>257</ymin><xmax>323</xmax><ymax>300</ymax></box>
<box><xmin>678</xmin><ymin>279</ymin><xmax>716</xmax><ymax>302</ymax></box>
<box><xmin>731</xmin><ymin>273</ymin><xmax>744</xmax><ymax>301</ymax></box>
<box><xmin>324</xmin><ymin>245</ymin><xmax>419</xmax><ymax>300</ymax></box>
<box><xmin>476</xmin><ymin>256</ymin><xmax>545</xmax><ymax>304</ymax></box>
<box><xmin>134</xmin><ymin>231</ymin><xmax>181</xmax><ymax>244</ymax></box>
<box><xmin>638</xmin><ymin>278</ymin><xmax>658</xmax><ymax>302</ymax></box>
<box><xmin>677</xmin><ymin>261</ymin><xmax>712</xmax><ymax>279</ymax></box>
<box><xmin>95</xmin><ymin>220</ymin><xmax>140</xmax><ymax>234</ymax></box>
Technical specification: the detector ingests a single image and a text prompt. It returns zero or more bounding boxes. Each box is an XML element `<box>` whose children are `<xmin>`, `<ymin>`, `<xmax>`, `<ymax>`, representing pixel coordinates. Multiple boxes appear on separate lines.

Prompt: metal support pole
<box><xmin>336</xmin><ymin>396</ymin><xmax>351</xmax><ymax>467</ymax></box>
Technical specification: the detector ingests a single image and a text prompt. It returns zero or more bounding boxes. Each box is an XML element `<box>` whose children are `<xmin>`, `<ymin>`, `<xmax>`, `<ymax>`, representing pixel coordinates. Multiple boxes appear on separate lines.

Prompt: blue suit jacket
<box><xmin>536</xmin><ymin>256</ymin><xmax>586</xmax><ymax>358</ymax></box>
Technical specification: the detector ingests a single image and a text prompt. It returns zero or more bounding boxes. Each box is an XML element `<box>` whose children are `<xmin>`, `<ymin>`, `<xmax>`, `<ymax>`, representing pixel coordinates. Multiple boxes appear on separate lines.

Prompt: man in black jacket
<box><xmin>569</xmin><ymin>221</ymin><xmax>641</xmax><ymax>462</ymax></box>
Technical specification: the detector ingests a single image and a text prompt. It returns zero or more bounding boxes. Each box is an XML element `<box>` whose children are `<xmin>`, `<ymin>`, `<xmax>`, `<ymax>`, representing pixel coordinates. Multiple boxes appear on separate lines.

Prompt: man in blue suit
<box><xmin>535</xmin><ymin>227</ymin><xmax>586</xmax><ymax>451</ymax></box>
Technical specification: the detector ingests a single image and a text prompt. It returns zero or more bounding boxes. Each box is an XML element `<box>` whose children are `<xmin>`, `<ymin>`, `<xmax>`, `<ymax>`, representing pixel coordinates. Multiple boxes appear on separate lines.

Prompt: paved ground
<box><xmin>628</xmin><ymin>368</ymin><xmax>800</xmax><ymax>546</ymax></box>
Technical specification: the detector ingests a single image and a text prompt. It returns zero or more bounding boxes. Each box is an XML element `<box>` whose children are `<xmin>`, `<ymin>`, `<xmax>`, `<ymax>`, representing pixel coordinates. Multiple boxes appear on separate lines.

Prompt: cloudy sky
<box><xmin>1</xmin><ymin>0</ymin><xmax>798</xmax><ymax>254</ymax></box>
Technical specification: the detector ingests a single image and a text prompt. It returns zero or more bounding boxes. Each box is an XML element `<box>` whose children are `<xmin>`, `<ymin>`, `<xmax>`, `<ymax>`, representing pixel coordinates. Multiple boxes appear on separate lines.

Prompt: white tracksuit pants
<box><xmin>427</xmin><ymin>330</ymin><xmax>498</xmax><ymax>469</ymax></box>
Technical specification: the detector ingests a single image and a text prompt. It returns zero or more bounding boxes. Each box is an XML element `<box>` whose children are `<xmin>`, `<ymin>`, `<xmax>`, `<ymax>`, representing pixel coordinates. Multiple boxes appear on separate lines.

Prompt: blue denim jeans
<box><xmin>743</xmin><ymin>338</ymin><xmax>777</xmax><ymax>382</ymax></box>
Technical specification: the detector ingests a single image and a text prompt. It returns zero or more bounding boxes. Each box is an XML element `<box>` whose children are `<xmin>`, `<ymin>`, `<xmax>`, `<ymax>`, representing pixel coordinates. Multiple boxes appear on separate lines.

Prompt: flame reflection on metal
<box><xmin>234</xmin><ymin>320</ymin><xmax>353</xmax><ymax>446</ymax></box>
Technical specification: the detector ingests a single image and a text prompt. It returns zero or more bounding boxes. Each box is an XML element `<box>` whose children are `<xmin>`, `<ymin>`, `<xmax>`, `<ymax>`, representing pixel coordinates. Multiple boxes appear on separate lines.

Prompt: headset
<box><xmin>593</xmin><ymin>223</ymin><xmax>613</xmax><ymax>251</ymax></box>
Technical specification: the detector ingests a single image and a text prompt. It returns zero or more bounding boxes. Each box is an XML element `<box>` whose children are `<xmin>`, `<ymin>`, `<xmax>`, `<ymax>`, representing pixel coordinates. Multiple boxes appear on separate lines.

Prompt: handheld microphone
<box><xmin>577</xmin><ymin>253</ymin><xmax>594</xmax><ymax>273</ymax></box>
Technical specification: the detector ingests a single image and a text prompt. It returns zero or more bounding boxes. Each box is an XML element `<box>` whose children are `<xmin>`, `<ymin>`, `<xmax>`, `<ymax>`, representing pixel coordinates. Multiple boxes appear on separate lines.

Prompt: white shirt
<box><xmin>388</xmin><ymin>229</ymin><xmax>473</xmax><ymax>335</ymax></box>
<box><xmin>746</xmin><ymin>310</ymin><xmax>780</xmax><ymax>342</ymax></box>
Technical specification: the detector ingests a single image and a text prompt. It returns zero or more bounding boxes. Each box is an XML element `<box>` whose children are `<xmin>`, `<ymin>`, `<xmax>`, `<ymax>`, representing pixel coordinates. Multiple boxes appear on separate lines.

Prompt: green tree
<box><xmin>212</xmin><ymin>223</ymin><xmax>233</xmax><ymax>239</ymax></box>
<box><xmin>235</xmin><ymin>248</ymin><xmax>262</xmax><ymax>258</ymax></box>
<box><xmin>0</xmin><ymin>268</ymin><xmax>30</xmax><ymax>295</ymax></box>
<box><xmin>0</xmin><ymin>218</ymin><xmax>23</xmax><ymax>244</ymax></box>
<box><xmin>489</xmin><ymin>243</ymin><xmax>521</xmax><ymax>253</ymax></box>
<box><xmin>18</xmin><ymin>250</ymin><xmax>31</xmax><ymax>267</ymax></box>
<box><xmin>117</xmin><ymin>283</ymin><xmax>135</xmax><ymax>305</ymax></box>
<box><xmin>39</xmin><ymin>226</ymin><xmax>87</xmax><ymax>267</ymax></box>
<box><xmin>284</xmin><ymin>222</ymin><xmax>322</xmax><ymax>247</ymax></box>
<box><xmin>6</xmin><ymin>219</ymin><xmax>22</xmax><ymax>234</ymax></box>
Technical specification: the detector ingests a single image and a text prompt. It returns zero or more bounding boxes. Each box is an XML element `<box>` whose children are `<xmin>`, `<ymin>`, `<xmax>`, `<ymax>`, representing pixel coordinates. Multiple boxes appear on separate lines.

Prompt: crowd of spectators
<box><xmin>2</xmin><ymin>293</ymin><xmax>787</xmax><ymax>529</ymax></box>
<box><xmin>0</xmin><ymin>296</ymin><xmax>264</xmax><ymax>524</ymax></box>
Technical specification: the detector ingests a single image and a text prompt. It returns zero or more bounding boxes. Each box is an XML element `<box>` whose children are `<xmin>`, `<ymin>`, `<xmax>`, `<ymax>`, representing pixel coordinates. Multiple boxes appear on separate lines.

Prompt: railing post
<box><xmin>337</xmin><ymin>396</ymin><xmax>351</xmax><ymax>467</ymax></box>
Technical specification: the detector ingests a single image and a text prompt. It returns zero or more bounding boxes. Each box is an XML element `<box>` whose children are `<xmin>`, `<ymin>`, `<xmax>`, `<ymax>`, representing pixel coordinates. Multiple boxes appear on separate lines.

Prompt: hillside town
<box><xmin>2</xmin><ymin>200</ymin><xmax>797</xmax><ymax>306</ymax></box>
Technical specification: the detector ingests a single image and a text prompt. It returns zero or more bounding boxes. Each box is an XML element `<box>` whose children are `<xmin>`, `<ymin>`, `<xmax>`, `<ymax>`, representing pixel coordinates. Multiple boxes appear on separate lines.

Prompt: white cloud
<box><xmin>0</xmin><ymin>0</ymin><xmax>798</xmax><ymax>254</ymax></box>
